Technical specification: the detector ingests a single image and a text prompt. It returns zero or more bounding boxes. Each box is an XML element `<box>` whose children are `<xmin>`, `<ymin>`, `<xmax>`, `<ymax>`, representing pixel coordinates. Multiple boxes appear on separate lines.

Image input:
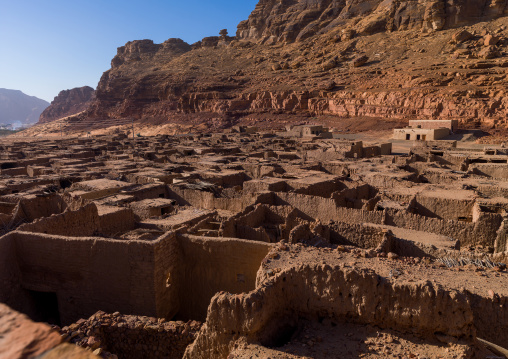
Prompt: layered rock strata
<box><xmin>38</xmin><ymin>86</ymin><xmax>95</xmax><ymax>124</ymax></box>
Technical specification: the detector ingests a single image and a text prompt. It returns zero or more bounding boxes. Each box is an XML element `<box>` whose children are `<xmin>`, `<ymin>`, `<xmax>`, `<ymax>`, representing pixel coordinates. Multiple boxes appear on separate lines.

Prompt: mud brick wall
<box><xmin>103</xmin><ymin>319</ymin><xmax>199</xmax><ymax>359</ymax></box>
<box><xmin>470</xmin><ymin>163</ymin><xmax>508</xmax><ymax>179</ymax></box>
<box><xmin>185</xmin><ymin>263</ymin><xmax>480</xmax><ymax>359</ymax></box>
<box><xmin>176</xmin><ymin>234</ymin><xmax>272</xmax><ymax>321</ymax></box>
<box><xmin>273</xmin><ymin>192</ymin><xmax>385</xmax><ymax>224</ymax></box>
<box><xmin>386</xmin><ymin>209</ymin><xmax>502</xmax><ymax>248</ymax></box>
<box><xmin>123</xmin><ymin>184</ymin><xmax>167</xmax><ymax>201</ymax></box>
<box><xmin>167</xmin><ymin>185</ymin><xmax>262</xmax><ymax>212</ymax></box>
<box><xmin>0</xmin><ymin>167</ymin><xmax>28</xmax><ymax>176</ymax></box>
<box><xmin>329</xmin><ymin>222</ymin><xmax>385</xmax><ymax>248</ymax></box>
<box><xmin>17</xmin><ymin>194</ymin><xmax>67</xmax><ymax>222</ymax></box>
<box><xmin>98</xmin><ymin>207</ymin><xmax>136</xmax><ymax>236</ymax></box>
<box><xmin>153</xmin><ymin>232</ymin><xmax>183</xmax><ymax>320</ymax></box>
<box><xmin>64</xmin><ymin>312</ymin><xmax>201</xmax><ymax>359</ymax></box>
<box><xmin>4</xmin><ymin>231</ymin><xmax>157</xmax><ymax>325</ymax></box>
<box><xmin>0</xmin><ymin>233</ymin><xmax>22</xmax><ymax>307</ymax></box>
<box><xmin>0</xmin><ymin>201</ymin><xmax>16</xmax><ymax>215</ymax></box>
<box><xmin>18</xmin><ymin>203</ymin><xmax>102</xmax><ymax>236</ymax></box>
<box><xmin>412</xmin><ymin>195</ymin><xmax>475</xmax><ymax>220</ymax></box>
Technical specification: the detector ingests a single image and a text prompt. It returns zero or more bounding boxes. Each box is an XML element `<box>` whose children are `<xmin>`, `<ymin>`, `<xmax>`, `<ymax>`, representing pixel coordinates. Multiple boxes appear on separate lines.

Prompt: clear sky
<box><xmin>0</xmin><ymin>0</ymin><xmax>258</xmax><ymax>102</ymax></box>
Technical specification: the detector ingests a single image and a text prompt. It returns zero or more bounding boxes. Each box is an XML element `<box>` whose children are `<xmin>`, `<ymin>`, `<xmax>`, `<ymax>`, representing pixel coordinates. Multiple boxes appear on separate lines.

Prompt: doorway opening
<box><xmin>27</xmin><ymin>290</ymin><xmax>61</xmax><ymax>326</ymax></box>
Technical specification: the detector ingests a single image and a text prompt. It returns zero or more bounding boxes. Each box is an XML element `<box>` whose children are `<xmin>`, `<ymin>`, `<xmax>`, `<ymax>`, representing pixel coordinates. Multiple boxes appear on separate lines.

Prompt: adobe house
<box><xmin>279</xmin><ymin>125</ymin><xmax>333</xmax><ymax>139</ymax></box>
<box><xmin>393</xmin><ymin>119</ymin><xmax>458</xmax><ymax>141</ymax></box>
<box><xmin>409</xmin><ymin>119</ymin><xmax>458</xmax><ymax>132</ymax></box>
<box><xmin>0</xmin><ymin>230</ymin><xmax>271</xmax><ymax>326</ymax></box>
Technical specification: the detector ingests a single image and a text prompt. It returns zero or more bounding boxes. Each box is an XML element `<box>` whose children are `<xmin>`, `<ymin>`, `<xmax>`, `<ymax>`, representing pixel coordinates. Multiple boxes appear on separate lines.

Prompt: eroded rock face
<box><xmin>237</xmin><ymin>0</ymin><xmax>508</xmax><ymax>43</ymax></box>
<box><xmin>79</xmin><ymin>0</ymin><xmax>508</xmax><ymax>134</ymax></box>
<box><xmin>111</xmin><ymin>38</ymin><xmax>191</xmax><ymax>68</ymax></box>
<box><xmin>38</xmin><ymin>86</ymin><xmax>95</xmax><ymax>124</ymax></box>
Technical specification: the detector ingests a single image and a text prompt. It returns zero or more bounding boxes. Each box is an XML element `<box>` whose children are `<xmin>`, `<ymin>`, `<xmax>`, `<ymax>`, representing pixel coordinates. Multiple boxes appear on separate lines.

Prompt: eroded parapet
<box><xmin>185</xmin><ymin>244</ymin><xmax>508</xmax><ymax>358</ymax></box>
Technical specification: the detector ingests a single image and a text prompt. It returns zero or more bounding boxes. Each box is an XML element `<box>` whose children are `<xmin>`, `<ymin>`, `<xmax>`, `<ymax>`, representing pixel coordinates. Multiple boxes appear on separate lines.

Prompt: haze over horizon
<box><xmin>0</xmin><ymin>0</ymin><xmax>258</xmax><ymax>102</ymax></box>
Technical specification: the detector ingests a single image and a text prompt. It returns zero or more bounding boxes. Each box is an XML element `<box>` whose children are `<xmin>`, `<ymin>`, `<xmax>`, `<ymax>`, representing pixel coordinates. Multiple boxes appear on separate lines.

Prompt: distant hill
<box><xmin>0</xmin><ymin>88</ymin><xmax>49</xmax><ymax>128</ymax></box>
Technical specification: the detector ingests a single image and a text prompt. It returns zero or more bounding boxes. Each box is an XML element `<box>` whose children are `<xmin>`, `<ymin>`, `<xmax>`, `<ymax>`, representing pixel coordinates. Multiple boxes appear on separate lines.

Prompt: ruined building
<box><xmin>0</xmin><ymin>129</ymin><xmax>507</xmax><ymax>358</ymax></box>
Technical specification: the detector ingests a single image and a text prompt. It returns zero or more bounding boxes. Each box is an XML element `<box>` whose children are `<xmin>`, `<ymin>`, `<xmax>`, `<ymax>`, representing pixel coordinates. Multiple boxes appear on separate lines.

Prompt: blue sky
<box><xmin>0</xmin><ymin>0</ymin><xmax>258</xmax><ymax>102</ymax></box>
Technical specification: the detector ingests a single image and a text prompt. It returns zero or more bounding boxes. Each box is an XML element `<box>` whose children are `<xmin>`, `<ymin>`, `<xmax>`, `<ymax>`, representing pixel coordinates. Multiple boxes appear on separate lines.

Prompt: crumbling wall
<box><xmin>167</xmin><ymin>185</ymin><xmax>267</xmax><ymax>212</ymax></box>
<box><xmin>62</xmin><ymin>311</ymin><xmax>201</xmax><ymax>359</ymax></box>
<box><xmin>272</xmin><ymin>193</ymin><xmax>385</xmax><ymax>224</ymax></box>
<box><xmin>17</xmin><ymin>203</ymin><xmax>102</xmax><ymax>237</ymax></box>
<box><xmin>289</xmin><ymin>178</ymin><xmax>343</xmax><ymax>198</ymax></box>
<box><xmin>386</xmin><ymin>209</ymin><xmax>502</xmax><ymax>247</ymax></box>
<box><xmin>176</xmin><ymin>234</ymin><xmax>272</xmax><ymax>321</ymax></box>
<box><xmin>122</xmin><ymin>183</ymin><xmax>168</xmax><ymax>200</ymax></box>
<box><xmin>184</xmin><ymin>263</ymin><xmax>477</xmax><ymax>359</ymax></box>
<box><xmin>2</xmin><ymin>194</ymin><xmax>67</xmax><ymax>223</ymax></box>
<box><xmin>329</xmin><ymin>222</ymin><xmax>385</xmax><ymax>248</ymax></box>
<box><xmin>469</xmin><ymin>163</ymin><xmax>508</xmax><ymax>179</ymax></box>
<box><xmin>412</xmin><ymin>195</ymin><xmax>475</xmax><ymax>220</ymax></box>
<box><xmin>332</xmin><ymin>184</ymin><xmax>376</xmax><ymax>209</ymax></box>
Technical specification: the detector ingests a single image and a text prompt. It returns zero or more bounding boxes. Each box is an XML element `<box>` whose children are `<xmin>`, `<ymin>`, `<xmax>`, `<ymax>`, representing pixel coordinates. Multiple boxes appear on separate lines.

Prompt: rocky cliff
<box><xmin>79</xmin><ymin>0</ymin><xmax>508</xmax><ymax>133</ymax></box>
<box><xmin>38</xmin><ymin>86</ymin><xmax>95</xmax><ymax>124</ymax></box>
<box><xmin>237</xmin><ymin>0</ymin><xmax>508</xmax><ymax>44</ymax></box>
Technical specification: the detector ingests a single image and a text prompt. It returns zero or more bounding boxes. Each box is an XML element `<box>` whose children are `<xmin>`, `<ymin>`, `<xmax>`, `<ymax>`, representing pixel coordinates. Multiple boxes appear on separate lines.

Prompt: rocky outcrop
<box><xmin>111</xmin><ymin>38</ymin><xmax>191</xmax><ymax>68</ymax></box>
<box><xmin>237</xmin><ymin>0</ymin><xmax>508</xmax><ymax>44</ymax></box>
<box><xmin>38</xmin><ymin>86</ymin><xmax>95</xmax><ymax>124</ymax></box>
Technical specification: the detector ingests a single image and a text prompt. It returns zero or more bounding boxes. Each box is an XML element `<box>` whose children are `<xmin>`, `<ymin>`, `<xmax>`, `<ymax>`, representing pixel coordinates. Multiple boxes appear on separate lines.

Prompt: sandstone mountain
<box><xmin>237</xmin><ymin>0</ymin><xmax>508</xmax><ymax>43</ymax></box>
<box><xmin>0</xmin><ymin>89</ymin><xmax>49</xmax><ymax>127</ymax></box>
<box><xmin>38</xmin><ymin>86</ymin><xmax>95</xmax><ymax>124</ymax></box>
<box><xmin>73</xmin><ymin>0</ymin><xmax>508</xmax><ymax>133</ymax></box>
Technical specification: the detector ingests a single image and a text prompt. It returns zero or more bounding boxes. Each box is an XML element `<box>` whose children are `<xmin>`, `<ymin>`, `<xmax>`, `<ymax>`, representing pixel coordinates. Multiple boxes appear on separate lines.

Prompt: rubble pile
<box><xmin>58</xmin><ymin>311</ymin><xmax>201</xmax><ymax>359</ymax></box>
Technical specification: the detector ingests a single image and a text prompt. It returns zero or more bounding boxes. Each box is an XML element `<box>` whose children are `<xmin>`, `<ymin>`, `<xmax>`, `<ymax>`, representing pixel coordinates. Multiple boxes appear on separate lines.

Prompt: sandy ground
<box><xmin>230</xmin><ymin>320</ymin><xmax>480</xmax><ymax>358</ymax></box>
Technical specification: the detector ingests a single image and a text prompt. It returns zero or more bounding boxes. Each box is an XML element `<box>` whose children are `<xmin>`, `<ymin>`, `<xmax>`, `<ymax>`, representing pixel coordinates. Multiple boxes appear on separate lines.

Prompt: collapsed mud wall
<box><xmin>270</xmin><ymin>192</ymin><xmax>385</xmax><ymax>224</ymax></box>
<box><xmin>329</xmin><ymin>221</ymin><xmax>385</xmax><ymax>248</ymax></box>
<box><xmin>257</xmin><ymin>192</ymin><xmax>502</xmax><ymax>249</ymax></box>
<box><xmin>185</xmin><ymin>262</ymin><xmax>478</xmax><ymax>359</ymax></box>
<box><xmin>1</xmin><ymin>194</ymin><xmax>67</xmax><ymax>224</ymax></box>
<box><xmin>386</xmin><ymin>209</ymin><xmax>502</xmax><ymax>248</ymax></box>
<box><xmin>17</xmin><ymin>203</ymin><xmax>102</xmax><ymax>237</ymax></box>
<box><xmin>167</xmin><ymin>185</ymin><xmax>270</xmax><ymax>212</ymax></box>
<box><xmin>63</xmin><ymin>311</ymin><xmax>200</xmax><ymax>359</ymax></box>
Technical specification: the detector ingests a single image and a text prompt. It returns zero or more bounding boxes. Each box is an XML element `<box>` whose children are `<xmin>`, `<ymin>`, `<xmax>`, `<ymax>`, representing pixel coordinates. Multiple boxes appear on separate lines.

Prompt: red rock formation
<box><xmin>237</xmin><ymin>0</ymin><xmax>508</xmax><ymax>43</ymax></box>
<box><xmin>78</xmin><ymin>0</ymin><xmax>508</xmax><ymax>133</ymax></box>
<box><xmin>39</xmin><ymin>86</ymin><xmax>95</xmax><ymax>124</ymax></box>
